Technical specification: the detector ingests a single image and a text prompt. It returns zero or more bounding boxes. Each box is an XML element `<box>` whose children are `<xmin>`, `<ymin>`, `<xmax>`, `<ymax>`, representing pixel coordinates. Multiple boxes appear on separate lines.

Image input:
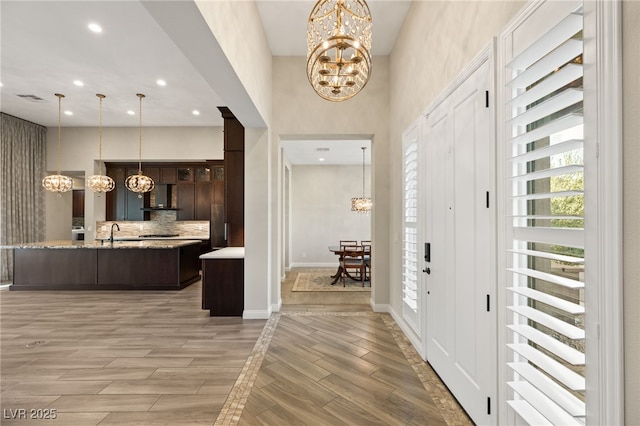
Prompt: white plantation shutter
<box><xmin>402</xmin><ymin>129</ymin><xmax>419</xmax><ymax>333</ymax></box>
<box><xmin>504</xmin><ymin>4</ymin><xmax>586</xmax><ymax>425</ymax></box>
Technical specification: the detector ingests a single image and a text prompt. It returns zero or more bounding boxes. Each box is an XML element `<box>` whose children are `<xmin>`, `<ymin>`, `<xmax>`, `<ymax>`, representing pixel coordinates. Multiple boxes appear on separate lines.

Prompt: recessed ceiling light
<box><xmin>127</xmin><ymin>110</ymin><xmax>135</xmax><ymax>115</ymax></box>
<box><xmin>64</xmin><ymin>111</ymin><xmax>73</xmax><ymax>116</ymax></box>
<box><xmin>73</xmin><ymin>80</ymin><xmax>84</xmax><ymax>87</ymax></box>
<box><xmin>319</xmin><ymin>158</ymin><xmax>325</xmax><ymax>162</ymax></box>
<box><xmin>156</xmin><ymin>79</ymin><xmax>167</xmax><ymax>86</ymax></box>
<box><xmin>192</xmin><ymin>110</ymin><xmax>200</xmax><ymax>116</ymax></box>
<box><xmin>88</xmin><ymin>23</ymin><xmax>102</xmax><ymax>33</ymax></box>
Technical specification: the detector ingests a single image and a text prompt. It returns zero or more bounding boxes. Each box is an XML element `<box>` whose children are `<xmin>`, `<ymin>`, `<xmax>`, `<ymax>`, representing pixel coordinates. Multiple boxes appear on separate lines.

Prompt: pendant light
<box><xmin>42</xmin><ymin>93</ymin><xmax>73</xmax><ymax>197</ymax></box>
<box><xmin>307</xmin><ymin>0</ymin><xmax>373</xmax><ymax>101</ymax></box>
<box><xmin>125</xmin><ymin>93</ymin><xmax>154</xmax><ymax>198</ymax></box>
<box><xmin>351</xmin><ymin>146</ymin><xmax>372</xmax><ymax>213</ymax></box>
<box><xmin>87</xmin><ymin>94</ymin><xmax>115</xmax><ymax>195</ymax></box>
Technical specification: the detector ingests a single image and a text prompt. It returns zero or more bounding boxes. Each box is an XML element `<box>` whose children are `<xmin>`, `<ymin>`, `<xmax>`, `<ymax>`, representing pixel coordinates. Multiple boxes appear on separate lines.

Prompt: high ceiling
<box><xmin>0</xmin><ymin>0</ymin><xmax>409</xmax><ymax>163</ymax></box>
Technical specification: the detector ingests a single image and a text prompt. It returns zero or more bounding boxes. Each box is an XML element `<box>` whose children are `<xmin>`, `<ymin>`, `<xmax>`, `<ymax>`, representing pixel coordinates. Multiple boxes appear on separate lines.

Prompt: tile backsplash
<box><xmin>95</xmin><ymin>220</ymin><xmax>210</xmax><ymax>240</ymax></box>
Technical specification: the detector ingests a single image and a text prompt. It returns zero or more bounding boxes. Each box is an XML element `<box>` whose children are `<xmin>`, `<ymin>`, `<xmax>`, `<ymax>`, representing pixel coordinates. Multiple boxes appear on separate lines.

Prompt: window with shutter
<box><xmin>504</xmin><ymin>4</ymin><xmax>586</xmax><ymax>425</ymax></box>
<box><xmin>402</xmin><ymin>127</ymin><xmax>420</xmax><ymax>334</ymax></box>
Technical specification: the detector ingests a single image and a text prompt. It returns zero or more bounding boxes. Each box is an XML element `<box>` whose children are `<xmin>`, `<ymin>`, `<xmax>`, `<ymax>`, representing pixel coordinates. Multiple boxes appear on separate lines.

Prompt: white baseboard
<box><xmin>243</xmin><ymin>309</ymin><xmax>272</xmax><ymax>319</ymax></box>
<box><xmin>370</xmin><ymin>302</ymin><xmax>390</xmax><ymax>313</ymax></box>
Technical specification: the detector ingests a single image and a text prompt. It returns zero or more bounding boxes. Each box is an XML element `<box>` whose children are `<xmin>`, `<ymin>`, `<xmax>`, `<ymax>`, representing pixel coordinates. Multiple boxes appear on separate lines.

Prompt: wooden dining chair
<box><xmin>340</xmin><ymin>245</ymin><xmax>366</xmax><ymax>286</ymax></box>
<box><xmin>361</xmin><ymin>241</ymin><xmax>372</xmax><ymax>281</ymax></box>
<box><xmin>338</xmin><ymin>240</ymin><xmax>358</xmax><ymax>278</ymax></box>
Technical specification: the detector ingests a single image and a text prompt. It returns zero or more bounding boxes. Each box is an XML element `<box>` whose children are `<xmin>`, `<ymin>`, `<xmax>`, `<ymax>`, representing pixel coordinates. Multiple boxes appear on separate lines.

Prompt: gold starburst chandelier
<box><xmin>125</xmin><ymin>93</ymin><xmax>154</xmax><ymax>198</ymax></box>
<box><xmin>307</xmin><ymin>0</ymin><xmax>372</xmax><ymax>102</ymax></box>
<box><xmin>351</xmin><ymin>146</ymin><xmax>372</xmax><ymax>213</ymax></box>
<box><xmin>42</xmin><ymin>93</ymin><xmax>73</xmax><ymax>196</ymax></box>
<box><xmin>87</xmin><ymin>94</ymin><xmax>115</xmax><ymax>195</ymax></box>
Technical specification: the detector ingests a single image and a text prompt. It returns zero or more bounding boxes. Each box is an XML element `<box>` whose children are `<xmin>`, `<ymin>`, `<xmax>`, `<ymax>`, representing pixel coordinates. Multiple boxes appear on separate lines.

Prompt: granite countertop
<box><xmin>96</xmin><ymin>236</ymin><xmax>208</xmax><ymax>242</ymax></box>
<box><xmin>11</xmin><ymin>240</ymin><xmax>202</xmax><ymax>249</ymax></box>
<box><xmin>200</xmin><ymin>247</ymin><xmax>245</xmax><ymax>259</ymax></box>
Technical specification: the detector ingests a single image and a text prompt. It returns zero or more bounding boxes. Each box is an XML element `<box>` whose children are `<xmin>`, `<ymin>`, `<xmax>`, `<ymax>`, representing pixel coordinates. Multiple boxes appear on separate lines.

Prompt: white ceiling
<box><xmin>0</xmin><ymin>0</ymin><xmax>409</xmax><ymax>163</ymax></box>
<box><xmin>256</xmin><ymin>0</ymin><xmax>411</xmax><ymax>56</ymax></box>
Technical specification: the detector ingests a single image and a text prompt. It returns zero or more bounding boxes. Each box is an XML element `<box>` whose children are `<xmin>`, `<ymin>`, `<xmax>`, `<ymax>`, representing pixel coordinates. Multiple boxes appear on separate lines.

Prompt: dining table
<box><xmin>328</xmin><ymin>245</ymin><xmax>371</xmax><ymax>285</ymax></box>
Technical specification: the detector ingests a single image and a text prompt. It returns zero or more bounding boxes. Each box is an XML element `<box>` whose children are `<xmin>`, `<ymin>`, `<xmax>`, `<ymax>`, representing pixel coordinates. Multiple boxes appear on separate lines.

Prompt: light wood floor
<box><xmin>1</xmin><ymin>269</ymin><xmax>471</xmax><ymax>425</ymax></box>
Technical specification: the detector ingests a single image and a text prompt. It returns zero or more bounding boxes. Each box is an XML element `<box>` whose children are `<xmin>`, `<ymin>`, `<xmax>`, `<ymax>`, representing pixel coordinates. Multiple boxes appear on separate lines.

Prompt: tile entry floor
<box><xmin>0</xmin><ymin>268</ymin><xmax>471</xmax><ymax>425</ymax></box>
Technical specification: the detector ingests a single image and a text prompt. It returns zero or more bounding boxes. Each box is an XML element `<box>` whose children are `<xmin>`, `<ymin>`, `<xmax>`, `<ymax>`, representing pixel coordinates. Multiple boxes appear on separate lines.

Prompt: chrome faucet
<box><xmin>109</xmin><ymin>223</ymin><xmax>120</xmax><ymax>243</ymax></box>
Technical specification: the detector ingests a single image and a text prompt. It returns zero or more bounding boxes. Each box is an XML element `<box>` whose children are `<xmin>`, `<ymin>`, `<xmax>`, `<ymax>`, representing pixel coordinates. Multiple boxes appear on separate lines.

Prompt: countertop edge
<box><xmin>8</xmin><ymin>240</ymin><xmax>203</xmax><ymax>249</ymax></box>
<box><xmin>200</xmin><ymin>247</ymin><xmax>245</xmax><ymax>259</ymax></box>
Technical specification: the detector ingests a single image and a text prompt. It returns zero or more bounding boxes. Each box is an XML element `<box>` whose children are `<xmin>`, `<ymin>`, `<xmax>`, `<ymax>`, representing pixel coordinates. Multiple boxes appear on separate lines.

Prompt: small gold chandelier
<box><xmin>307</xmin><ymin>0</ymin><xmax>372</xmax><ymax>102</ymax></box>
<box><xmin>125</xmin><ymin>93</ymin><xmax>154</xmax><ymax>198</ymax></box>
<box><xmin>351</xmin><ymin>146</ymin><xmax>372</xmax><ymax>213</ymax></box>
<box><xmin>42</xmin><ymin>93</ymin><xmax>73</xmax><ymax>197</ymax></box>
<box><xmin>87</xmin><ymin>94</ymin><xmax>115</xmax><ymax>195</ymax></box>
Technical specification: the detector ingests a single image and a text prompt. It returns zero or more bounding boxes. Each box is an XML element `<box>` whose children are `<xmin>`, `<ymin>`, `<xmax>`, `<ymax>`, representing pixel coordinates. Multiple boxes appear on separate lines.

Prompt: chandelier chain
<box><xmin>137</xmin><ymin>93</ymin><xmax>144</xmax><ymax>173</ymax></box>
<box><xmin>362</xmin><ymin>146</ymin><xmax>366</xmax><ymax>197</ymax></box>
<box><xmin>55</xmin><ymin>93</ymin><xmax>64</xmax><ymax>174</ymax></box>
<box><xmin>98</xmin><ymin>94</ymin><xmax>105</xmax><ymax>175</ymax></box>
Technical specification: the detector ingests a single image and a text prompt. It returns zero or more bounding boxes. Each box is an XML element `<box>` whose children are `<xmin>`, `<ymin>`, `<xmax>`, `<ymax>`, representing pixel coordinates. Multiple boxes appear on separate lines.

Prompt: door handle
<box><xmin>423</xmin><ymin>267</ymin><xmax>431</xmax><ymax>274</ymax></box>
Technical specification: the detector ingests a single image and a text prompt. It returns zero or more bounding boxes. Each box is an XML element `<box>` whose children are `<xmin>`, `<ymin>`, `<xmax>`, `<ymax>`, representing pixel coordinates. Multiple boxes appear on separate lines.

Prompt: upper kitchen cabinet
<box><xmin>160</xmin><ymin>167</ymin><xmax>177</xmax><ymax>184</ymax></box>
<box><xmin>143</xmin><ymin>167</ymin><xmax>160</xmax><ymax>183</ymax></box>
<box><xmin>212</xmin><ymin>165</ymin><xmax>224</xmax><ymax>206</ymax></box>
<box><xmin>105</xmin><ymin>166</ymin><xmax>145</xmax><ymax>221</ymax></box>
<box><xmin>176</xmin><ymin>163</ymin><xmax>222</xmax><ymax>221</ymax></box>
<box><xmin>106</xmin><ymin>162</ymin><xmax>223</xmax><ymax>223</ymax></box>
<box><xmin>219</xmin><ymin>107</ymin><xmax>244</xmax><ymax>247</ymax></box>
<box><xmin>143</xmin><ymin>166</ymin><xmax>177</xmax><ymax>184</ymax></box>
<box><xmin>177</xmin><ymin>167</ymin><xmax>194</xmax><ymax>183</ymax></box>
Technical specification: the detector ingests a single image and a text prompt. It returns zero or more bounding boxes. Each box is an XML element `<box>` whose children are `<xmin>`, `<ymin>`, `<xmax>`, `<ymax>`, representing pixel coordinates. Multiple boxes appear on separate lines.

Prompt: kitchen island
<box><xmin>10</xmin><ymin>240</ymin><xmax>201</xmax><ymax>290</ymax></box>
<box><xmin>200</xmin><ymin>247</ymin><xmax>244</xmax><ymax>316</ymax></box>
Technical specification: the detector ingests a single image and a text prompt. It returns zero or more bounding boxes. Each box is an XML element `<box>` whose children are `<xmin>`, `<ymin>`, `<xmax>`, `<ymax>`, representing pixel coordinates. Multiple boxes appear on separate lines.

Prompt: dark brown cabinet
<box><xmin>105</xmin><ymin>167</ymin><xmax>144</xmax><ymax>221</ymax></box>
<box><xmin>196</xmin><ymin>183</ymin><xmax>213</xmax><ymax>220</ymax></box>
<box><xmin>143</xmin><ymin>167</ymin><xmax>160</xmax><ymax>183</ymax></box>
<box><xmin>219</xmin><ymin>107</ymin><xmax>244</xmax><ymax>247</ymax></box>
<box><xmin>177</xmin><ymin>167</ymin><xmax>194</xmax><ymax>182</ymax></box>
<box><xmin>72</xmin><ymin>190</ymin><xmax>85</xmax><ymax>217</ymax></box>
<box><xmin>12</xmin><ymin>243</ymin><xmax>201</xmax><ymax>290</ymax></box>
<box><xmin>176</xmin><ymin>183</ymin><xmax>214</xmax><ymax>221</ymax></box>
<box><xmin>202</xmin><ymin>255</ymin><xmax>244</xmax><ymax>316</ymax></box>
<box><xmin>106</xmin><ymin>162</ymin><xmax>222</xmax><ymax>223</ymax></box>
<box><xmin>176</xmin><ymin>184</ymin><xmax>196</xmax><ymax>220</ymax></box>
<box><xmin>143</xmin><ymin>167</ymin><xmax>176</xmax><ymax>184</ymax></box>
<box><xmin>160</xmin><ymin>167</ymin><xmax>176</xmax><ymax>184</ymax></box>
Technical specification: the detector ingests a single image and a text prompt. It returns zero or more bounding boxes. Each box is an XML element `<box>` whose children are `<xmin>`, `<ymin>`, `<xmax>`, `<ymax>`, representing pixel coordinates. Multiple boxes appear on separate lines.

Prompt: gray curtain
<box><xmin>0</xmin><ymin>113</ymin><xmax>46</xmax><ymax>282</ymax></box>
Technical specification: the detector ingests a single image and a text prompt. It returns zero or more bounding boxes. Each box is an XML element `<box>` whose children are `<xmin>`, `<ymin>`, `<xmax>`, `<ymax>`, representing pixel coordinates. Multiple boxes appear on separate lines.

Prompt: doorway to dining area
<box><xmin>281</xmin><ymin>138</ymin><xmax>372</xmax><ymax>305</ymax></box>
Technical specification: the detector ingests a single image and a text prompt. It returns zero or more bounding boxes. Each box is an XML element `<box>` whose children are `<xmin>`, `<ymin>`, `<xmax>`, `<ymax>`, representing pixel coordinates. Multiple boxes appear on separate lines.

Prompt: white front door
<box><xmin>422</xmin><ymin>57</ymin><xmax>496</xmax><ymax>425</ymax></box>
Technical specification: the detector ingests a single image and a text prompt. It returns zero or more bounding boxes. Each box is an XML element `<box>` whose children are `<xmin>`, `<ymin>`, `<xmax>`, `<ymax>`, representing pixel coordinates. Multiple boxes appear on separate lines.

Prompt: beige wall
<box><xmin>290</xmin><ymin>165</ymin><xmax>371</xmax><ymax>265</ymax></box>
<box><xmin>623</xmin><ymin>1</ymin><xmax>639</xmax><ymax>423</ymax></box>
<box><xmin>195</xmin><ymin>0</ymin><xmax>273</xmax><ymax>126</ymax></box>
<box><xmin>388</xmin><ymin>0</ymin><xmax>525</xmax><ymax>319</ymax></box>
<box><xmin>195</xmin><ymin>0</ymin><xmax>274</xmax><ymax>316</ymax></box>
<box><xmin>272</xmin><ymin>56</ymin><xmax>390</xmax><ymax>308</ymax></box>
<box><xmin>44</xmin><ymin>190</ymin><xmax>72</xmax><ymax>241</ymax></box>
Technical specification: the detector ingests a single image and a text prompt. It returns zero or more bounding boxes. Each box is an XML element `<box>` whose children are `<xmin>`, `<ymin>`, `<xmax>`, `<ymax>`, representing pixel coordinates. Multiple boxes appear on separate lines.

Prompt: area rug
<box><xmin>292</xmin><ymin>272</ymin><xmax>371</xmax><ymax>292</ymax></box>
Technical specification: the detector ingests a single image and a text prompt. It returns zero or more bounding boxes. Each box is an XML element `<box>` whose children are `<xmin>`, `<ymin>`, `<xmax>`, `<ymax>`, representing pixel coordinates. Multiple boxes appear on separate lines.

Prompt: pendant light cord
<box><xmin>97</xmin><ymin>94</ymin><xmax>105</xmax><ymax>176</ymax></box>
<box><xmin>362</xmin><ymin>146</ymin><xmax>366</xmax><ymax>198</ymax></box>
<box><xmin>55</xmin><ymin>93</ymin><xmax>64</xmax><ymax>174</ymax></box>
<box><xmin>137</xmin><ymin>93</ymin><xmax>145</xmax><ymax>173</ymax></box>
